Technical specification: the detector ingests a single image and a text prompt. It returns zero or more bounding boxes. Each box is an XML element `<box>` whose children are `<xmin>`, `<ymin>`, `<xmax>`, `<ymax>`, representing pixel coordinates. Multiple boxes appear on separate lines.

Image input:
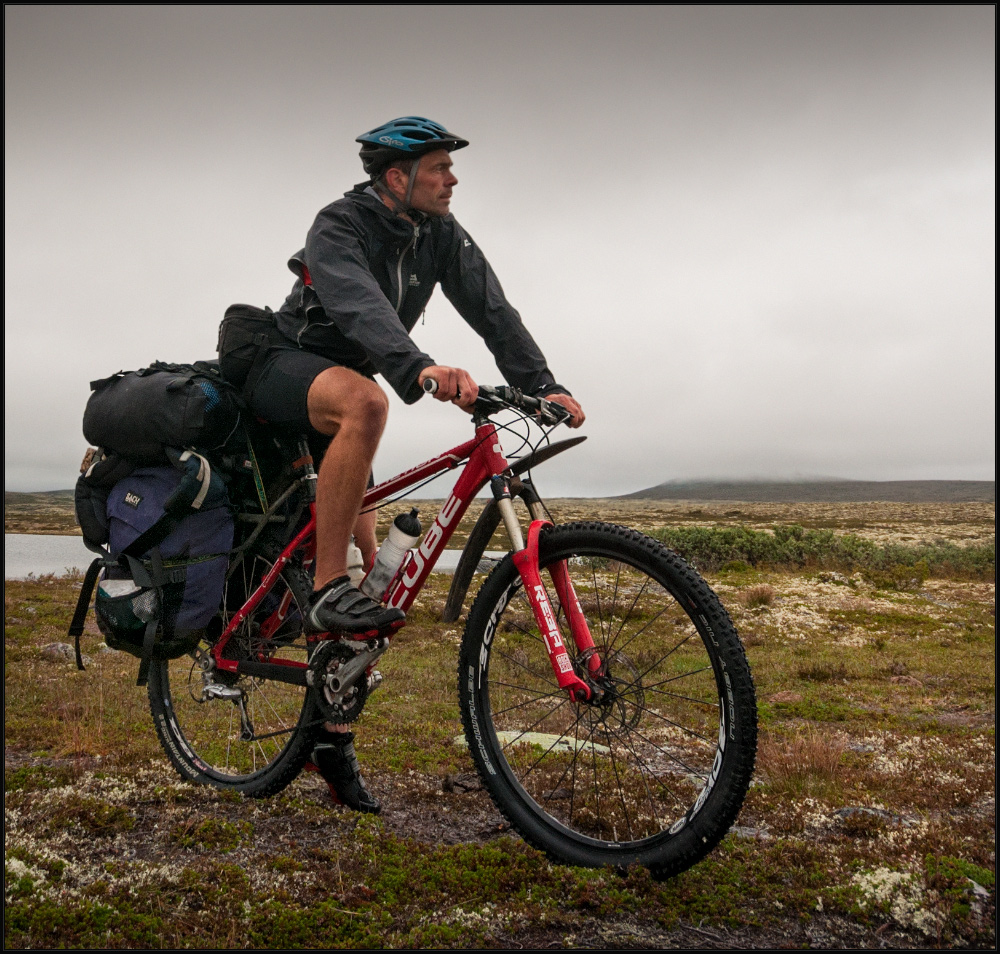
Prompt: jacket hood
<box><xmin>345</xmin><ymin>183</ymin><xmax>443</xmax><ymax>238</ymax></box>
<box><xmin>346</xmin><ymin>182</ymin><xmax>400</xmax><ymax>219</ymax></box>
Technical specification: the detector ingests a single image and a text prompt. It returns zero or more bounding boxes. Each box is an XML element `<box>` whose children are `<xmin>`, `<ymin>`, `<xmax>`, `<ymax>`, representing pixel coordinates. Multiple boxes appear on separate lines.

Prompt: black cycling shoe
<box><xmin>312</xmin><ymin>732</ymin><xmax>382</xmax><ymax>815</ymax></box>
<box><xmin>306</xmin><ymin>577</ymin><xmax>405</xmax><ymax>636</ymax></box>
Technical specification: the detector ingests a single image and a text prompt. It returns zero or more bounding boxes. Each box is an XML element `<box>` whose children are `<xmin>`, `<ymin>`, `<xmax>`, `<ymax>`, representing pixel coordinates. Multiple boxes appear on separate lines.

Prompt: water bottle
<box><xmin>360</xmin><ymin>508</ymin><xmax>422</xmax><ymax>602</ymax></box>
<box><xmin>346</xmin><ymin>537</ymin><xmax>365</xmax><ymax>585</ymax></box>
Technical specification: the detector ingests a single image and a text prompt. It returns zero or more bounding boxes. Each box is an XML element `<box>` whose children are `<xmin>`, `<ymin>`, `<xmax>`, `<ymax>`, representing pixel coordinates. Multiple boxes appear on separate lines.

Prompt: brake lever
<box><xmin>538</xmin><ymin>397</ymin><xmax>571</xmax><ymax>426</ymax></box>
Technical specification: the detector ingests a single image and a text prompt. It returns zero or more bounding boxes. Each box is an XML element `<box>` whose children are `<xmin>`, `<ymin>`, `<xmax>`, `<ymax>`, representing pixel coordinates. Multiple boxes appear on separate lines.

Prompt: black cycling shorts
<box><xmin>247</xmin><ymin>345</ymin><xmax>373</xmax><ymax>436</ymax></box>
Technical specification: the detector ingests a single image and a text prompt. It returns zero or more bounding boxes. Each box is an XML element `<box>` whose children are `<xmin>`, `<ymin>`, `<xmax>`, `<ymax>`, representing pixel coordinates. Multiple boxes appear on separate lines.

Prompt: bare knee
<box><xmin>308</xmin><ymin>369</ymin><xmax>388</xmax><ymax>438</ymax></box>
<box><xmin>349</xmin><ymin>382</ymin><xmax>389</xmax><ymax>432</ymax></box>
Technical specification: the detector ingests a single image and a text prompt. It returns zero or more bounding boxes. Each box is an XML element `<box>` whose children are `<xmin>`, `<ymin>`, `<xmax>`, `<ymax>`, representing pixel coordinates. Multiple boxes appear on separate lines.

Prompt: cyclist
<box><xmin>240</xmin><ymin>116</ymin><xmax>585</xmax><ymax>812</ymax></box>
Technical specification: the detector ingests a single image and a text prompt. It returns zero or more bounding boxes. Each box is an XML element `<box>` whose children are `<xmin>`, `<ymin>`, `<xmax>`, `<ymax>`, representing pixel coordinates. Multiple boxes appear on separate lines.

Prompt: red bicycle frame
<box><xmin>211</xmin><ymin>419</ymin><xmax>597</xmax><ymax>699</ymax></box>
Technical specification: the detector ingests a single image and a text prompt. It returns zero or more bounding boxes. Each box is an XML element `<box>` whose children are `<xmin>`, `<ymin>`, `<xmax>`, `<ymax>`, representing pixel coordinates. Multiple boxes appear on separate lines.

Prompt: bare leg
<box><xmin>353</xmin><ymin>507</ymin><xmax>378</xmax><ymax>571</ymax></box>
<box><xmin>307</xmin><ymin>368</ymin><xmax>388</xmax><ymax>590</ymax></box>
<box><xmin>306</xmin><ymin>369</ymin><xmax>388</xmax><ymax>739</ymax></box>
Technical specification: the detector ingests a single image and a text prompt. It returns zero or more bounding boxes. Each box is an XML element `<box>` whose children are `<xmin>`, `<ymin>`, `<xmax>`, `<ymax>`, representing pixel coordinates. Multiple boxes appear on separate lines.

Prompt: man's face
<box><xmin>405</xmin><ymin>149</ymin><xmax>457</xmax><ymax>217</ymax></box>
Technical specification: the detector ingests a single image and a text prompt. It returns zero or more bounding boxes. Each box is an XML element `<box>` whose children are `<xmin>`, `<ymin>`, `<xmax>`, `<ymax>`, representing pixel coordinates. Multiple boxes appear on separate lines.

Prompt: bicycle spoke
<box><xmin>609</xmin><ymin>603</ymin><xmax>681</xmax><ymax>664</ymax></box>
<box><xmin>626</xmin><ymin>716</ymin><xmax>715</xmax><ymax>777</ymax></box>
<box><xmin>489</xmin><ymin>684</ymin><xmax>568</xmax><ymax>719</ymax></box>
<box><xmin>640</xmin><ymin>682</ymin><xmax>719</xmax><ymax>712</ymax></box>
<box><xmin>538</xmin><ymin>716</ymin><xmax>597</xmax><ymax>807</ymax></box>
<box><xmin>605</xmin><ymin>575</ymin><xmax>653</xmax><ymax>656</ymax></box>
<box><xmin>641</xmin><ymin>664</ymin><xmax>715</xmax><ymax>692</ymax></box>
<box><xmin>492</xmin><ymin>647</ymin><xmax>558</xmax><ymax>687</ymax></box>
<box><xmin>591</xmin><ymin>561</ymin><xmax>608</xmax><ymax>646</ymax></box>
<box><xmin>611</xmin><ymin>715</ymin><xmax>675</xmax><ymax>829</ymax></box>
<box><xmin>601</xmin><ymin>720</ymin><xmax>636</xmax><ymax>842</ymax></box>
<box><xmin>608</xmin><ymin>562</ymin><xmax>623</xmax><ymax>641</ymax></box>
<box><xmin>590</xmin><ymin>720</ymin><xmax>604</xmax><ymax>838</ymax></box>
<box><xmin>498</xmin><ymin>695</ymin><xmax>579</xmax><ymax>768</ymax></box>
<box><xmin>601</xmin><ymin>718</ymin><xmax>701</xmax><ymax>816</ymax></box>
<box><xmin>631</xmin><ymin>629</ymin><xmax>700</xmax><ymax>683</ymax></box>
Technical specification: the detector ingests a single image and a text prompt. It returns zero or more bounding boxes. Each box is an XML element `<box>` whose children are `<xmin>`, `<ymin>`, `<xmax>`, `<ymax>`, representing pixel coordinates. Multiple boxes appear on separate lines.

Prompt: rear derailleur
<box><xmin>188</xmin><ymin>649</ymin><xmax>256</xmax><ymax>741</ymax></box>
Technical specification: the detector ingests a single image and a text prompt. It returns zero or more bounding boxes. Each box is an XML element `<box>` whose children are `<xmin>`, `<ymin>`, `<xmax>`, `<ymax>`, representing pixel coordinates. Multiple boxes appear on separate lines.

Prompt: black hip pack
<box><xmin>217</xmin><ymin>303</ymin><xmax>278</xmax><ymax>391</ymax></box>
<box><xmin>83</xmin><ymin>360</ymin><xmax>244</xmax><ymax>464</ymax></box>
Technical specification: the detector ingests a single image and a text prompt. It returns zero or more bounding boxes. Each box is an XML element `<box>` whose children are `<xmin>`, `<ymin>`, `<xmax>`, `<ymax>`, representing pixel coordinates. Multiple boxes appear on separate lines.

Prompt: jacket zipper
<box><xmin>395</xmin><ymin>223</ymin><xmax>421</xmax><ymax>313</ymax></box>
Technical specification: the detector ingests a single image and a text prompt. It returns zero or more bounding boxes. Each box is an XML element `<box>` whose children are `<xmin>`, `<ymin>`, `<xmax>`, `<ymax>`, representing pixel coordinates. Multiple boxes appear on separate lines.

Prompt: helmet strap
<box><xmin>373</xmin><ymin>156</ymin><xmax>424</xmax><ymax>218</ymax></box>
<box><xmin>403</xmin><ymin>156</ymin><xmax>422</xmax><ymax>209</ymax></box>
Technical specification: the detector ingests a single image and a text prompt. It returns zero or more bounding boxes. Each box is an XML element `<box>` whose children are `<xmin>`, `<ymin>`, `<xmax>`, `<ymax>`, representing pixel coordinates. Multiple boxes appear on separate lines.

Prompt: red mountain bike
<box><xmin>147</xmin><ymin>386</ymin><xmax>757</xmax><ymax>877</ymax></box>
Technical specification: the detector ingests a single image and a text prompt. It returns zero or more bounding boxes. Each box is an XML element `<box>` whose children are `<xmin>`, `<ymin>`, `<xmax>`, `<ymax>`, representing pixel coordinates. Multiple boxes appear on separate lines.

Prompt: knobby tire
<box><xmin>458</xmin><ymin>521</ymin><xmax>757</xmax><ymax>877</ymax></box>
<box><xmin>147</xmin><ymin>548</ymin><xmax>318</xmax><ymax>797</ymax></box>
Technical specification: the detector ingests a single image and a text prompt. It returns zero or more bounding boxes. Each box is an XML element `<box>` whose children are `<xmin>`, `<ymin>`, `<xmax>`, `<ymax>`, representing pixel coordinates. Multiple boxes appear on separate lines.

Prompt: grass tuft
<box><xmin>758</xmin><ymin>727</ymin><xmax>847</xmax><ymax>796</ymax></box>
<box><xmin>739</xmin><ymin>584</ymin><xmax>777</xmax><ymax>608</ymax></box>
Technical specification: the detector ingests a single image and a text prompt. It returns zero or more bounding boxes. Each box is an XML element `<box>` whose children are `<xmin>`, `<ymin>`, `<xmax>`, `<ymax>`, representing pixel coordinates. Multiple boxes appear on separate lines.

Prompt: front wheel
<box><xmin>459</xmin><ymin>522</ymin><xmax>757</xmax><ymax>877</ymax></box>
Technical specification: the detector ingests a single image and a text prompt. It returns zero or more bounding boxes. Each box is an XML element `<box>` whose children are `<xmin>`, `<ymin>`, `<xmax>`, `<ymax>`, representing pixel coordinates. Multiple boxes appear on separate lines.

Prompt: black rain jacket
<box><xmin>274</xmin><ymin>184</ymin><xmax>565</xmax><ymax>405</ymax></box>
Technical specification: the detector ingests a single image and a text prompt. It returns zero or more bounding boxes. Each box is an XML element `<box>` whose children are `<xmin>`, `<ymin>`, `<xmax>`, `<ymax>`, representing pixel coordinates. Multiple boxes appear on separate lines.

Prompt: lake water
<box><xmin>5</xmin><ymin>534</ymin><xmax>95</xmax><ymax>579</ymax></box>
<box><xmin>4</xmin><ymin>534</ymin><xmax>506</xmax><ymax>580</ymax></box>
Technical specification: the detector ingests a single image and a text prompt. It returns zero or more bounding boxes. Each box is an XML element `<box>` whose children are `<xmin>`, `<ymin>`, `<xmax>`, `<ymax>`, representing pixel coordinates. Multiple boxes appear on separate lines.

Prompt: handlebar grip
<box><xmin>422</xmin><ymin>378</ymin><xmax>439</xmax><ymax>395</ymax></box>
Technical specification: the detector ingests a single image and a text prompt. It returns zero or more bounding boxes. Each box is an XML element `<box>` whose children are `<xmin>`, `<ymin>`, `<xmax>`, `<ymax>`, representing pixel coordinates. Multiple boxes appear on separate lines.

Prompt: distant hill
<box><xmin>620</xmin><ymin>480</ymin><xmax>995</xmax><ymax>503</ymax></box>
<box><xmin>5</xmin><ymin>490</ymin><xmax>79</xmax><ymax>534</ymax></box>
<box><xmin>5</xmin><ymin>490</ymin><xmax>76</xmax><ymax>509</ymax></box>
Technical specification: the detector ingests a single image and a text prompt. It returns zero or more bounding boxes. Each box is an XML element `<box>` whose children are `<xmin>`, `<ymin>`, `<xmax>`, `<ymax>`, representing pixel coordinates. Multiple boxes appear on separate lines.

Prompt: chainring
<box><xmin>308</xmin><ymin>641</ymin><xmax>369</xmax><ymax>724</ymax></box>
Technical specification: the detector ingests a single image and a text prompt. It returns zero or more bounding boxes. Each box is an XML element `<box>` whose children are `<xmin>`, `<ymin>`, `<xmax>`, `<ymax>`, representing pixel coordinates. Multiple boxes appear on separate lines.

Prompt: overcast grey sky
<box><xmin>5</xmin><ymin>5</ymin><xmax>995</xmax><ymax>495</ymax></box>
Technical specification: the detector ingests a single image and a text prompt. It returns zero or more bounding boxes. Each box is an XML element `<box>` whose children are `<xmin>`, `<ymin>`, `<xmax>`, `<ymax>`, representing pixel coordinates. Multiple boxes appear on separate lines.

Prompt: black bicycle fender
<box><xmin>442</xmin><ymin>436</ymin><xmax>587</xmax><ymax>623</ymax></box>
<box><xmin>509</xmin><ymin>435</ymin><xmax>587</xmax><ymax>478</ymax></box>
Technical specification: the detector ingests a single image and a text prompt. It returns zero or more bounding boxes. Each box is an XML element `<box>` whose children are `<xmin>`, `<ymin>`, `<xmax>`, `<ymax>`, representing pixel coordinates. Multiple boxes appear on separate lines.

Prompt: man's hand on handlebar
<box><xmin>544</xmin><ymin>393</ymin><xmax>585</xmax><ymax>429</ymax></box>
<box><xmin>419</xmin><ymin>366</ymin><xmax>479</xmax><ymax>410</ymax></box>
<box><xmin>421</xmin><ymin>371</ymin><xmax>585</xmax><ymax>428</ymax></box>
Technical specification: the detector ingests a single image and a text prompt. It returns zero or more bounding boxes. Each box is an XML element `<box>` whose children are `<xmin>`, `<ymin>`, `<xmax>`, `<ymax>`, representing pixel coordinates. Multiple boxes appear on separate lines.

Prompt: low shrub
<box><xmin>651</xmin><ymin>525</ymin><xmax>994</xmax><ymax>580</ymax></box>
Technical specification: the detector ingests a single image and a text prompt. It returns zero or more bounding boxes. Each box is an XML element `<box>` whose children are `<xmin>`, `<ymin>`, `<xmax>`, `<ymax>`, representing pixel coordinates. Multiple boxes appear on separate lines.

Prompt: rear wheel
<box><xmin>459</xmin><ymin>522</ymin><xmax>757</xmax><ymax>877</ymax></box>
<box><xmin>147</xmin><ymin>549</ymin><xmax>318</xmax><ymax>796</ymax></box>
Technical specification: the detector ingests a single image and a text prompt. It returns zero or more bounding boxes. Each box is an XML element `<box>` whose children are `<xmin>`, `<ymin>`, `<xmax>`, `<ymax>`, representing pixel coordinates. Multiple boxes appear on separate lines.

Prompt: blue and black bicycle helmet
<box><xmin>357</xmin><ymin>116</ymin><xmax>469</xmax><ymax>178</ymax></box>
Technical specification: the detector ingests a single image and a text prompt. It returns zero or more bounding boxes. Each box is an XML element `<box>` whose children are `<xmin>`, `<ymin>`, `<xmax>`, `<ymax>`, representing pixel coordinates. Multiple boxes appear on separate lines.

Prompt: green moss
<box><xmin>4</xmin><ymin>763</ymin><xmax>75</xmax><ymax>792</ymax></box>
<box><xmin>45</xmin><ymin>795</ymin><xmax>135</xmax><ymax>835</ymax></box>
<box><xmin>170</xmin><ymin>816</ymin><xmax>253</xmax><ymax>852</ymax></box>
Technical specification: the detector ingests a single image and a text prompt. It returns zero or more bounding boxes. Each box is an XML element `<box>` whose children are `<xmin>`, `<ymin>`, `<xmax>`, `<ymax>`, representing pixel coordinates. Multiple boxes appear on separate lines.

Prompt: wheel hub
<box><xmin>575</xmin><ymin>649</ymin><xmax>644</xmax><ymax>732</ymax></box>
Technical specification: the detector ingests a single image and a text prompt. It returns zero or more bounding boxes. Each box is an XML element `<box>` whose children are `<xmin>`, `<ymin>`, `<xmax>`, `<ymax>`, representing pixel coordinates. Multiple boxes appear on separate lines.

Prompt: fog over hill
<box><xmin>620</xmin><ymin>480</ymin><xmax>995</xmax><ymax>503</ymax></box>
<box><xmin>5</xmin><ymin>481</ymin><xmax>996</xmax><ymax>515</ymax></box>
<box><xmin>5</xmin><ymin>7</ymin><xmax>995</xmax><ymax>496</ymax></box>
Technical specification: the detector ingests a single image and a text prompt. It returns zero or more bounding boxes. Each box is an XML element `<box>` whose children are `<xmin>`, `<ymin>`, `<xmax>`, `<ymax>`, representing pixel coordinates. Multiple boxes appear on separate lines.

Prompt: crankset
<box><xmin>307</xmin><ymin>636</ymin><xmax>389</xmax><ymax>724</ymax></box>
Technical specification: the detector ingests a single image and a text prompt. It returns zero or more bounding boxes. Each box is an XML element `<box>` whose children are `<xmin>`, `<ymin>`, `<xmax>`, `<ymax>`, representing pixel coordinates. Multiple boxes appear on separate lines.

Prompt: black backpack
<box><xmin>83</xmin><ymin>360</ymin><xmax>244</xmax><ymax>463</ymax></box>
<box><xmin>69</xmin><ymin>359</ymin><xmax>244</xmax><ymax>684</ymax></box>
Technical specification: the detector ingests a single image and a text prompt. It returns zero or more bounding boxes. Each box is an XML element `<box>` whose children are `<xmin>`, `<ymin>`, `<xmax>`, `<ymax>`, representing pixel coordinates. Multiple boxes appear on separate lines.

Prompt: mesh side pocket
<box><xmin>95</xmin><ymin>580</ymin><xmax>160</xmax><ymax>656</ymax></box>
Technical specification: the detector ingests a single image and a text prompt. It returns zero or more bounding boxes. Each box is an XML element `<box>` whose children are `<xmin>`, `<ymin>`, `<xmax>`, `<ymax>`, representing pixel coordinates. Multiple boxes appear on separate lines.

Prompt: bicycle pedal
<box><xmin>348</xmin><ymin>618</ymin><xmax>406</xmax><ymax>640</ymax></box>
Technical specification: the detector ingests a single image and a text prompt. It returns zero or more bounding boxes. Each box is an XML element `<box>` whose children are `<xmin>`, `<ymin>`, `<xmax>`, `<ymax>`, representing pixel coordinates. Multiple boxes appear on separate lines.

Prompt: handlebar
<box><xmin>421</xmin><ymin>378</ymin><xmax>570</xmax><ymax>426</ymax></box>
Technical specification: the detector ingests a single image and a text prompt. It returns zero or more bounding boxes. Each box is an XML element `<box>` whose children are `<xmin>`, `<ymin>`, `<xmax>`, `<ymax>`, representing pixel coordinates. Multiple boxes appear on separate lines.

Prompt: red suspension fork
<box><xmin>547</xmin><ymin>559</ymin><xmax>602</xmax><ymax>675</ymax></box>
<box><xmin>516</xmin><ymin>480</ymin><xmax>600</xmax><ymax>675</ymax></box>
<box><xmin>511</xmin><ymin>520</ymin><xmax>592</xmax><ymax>701</ymax></box>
